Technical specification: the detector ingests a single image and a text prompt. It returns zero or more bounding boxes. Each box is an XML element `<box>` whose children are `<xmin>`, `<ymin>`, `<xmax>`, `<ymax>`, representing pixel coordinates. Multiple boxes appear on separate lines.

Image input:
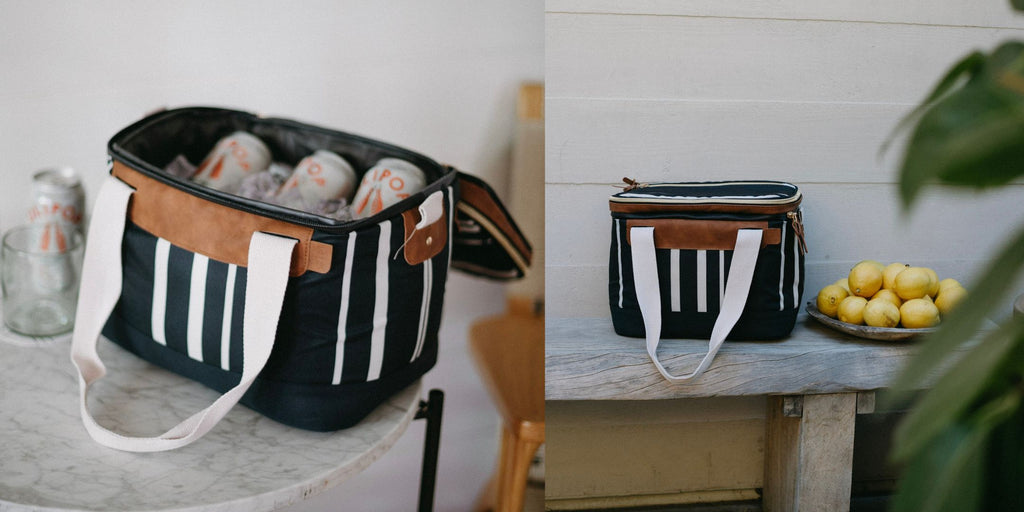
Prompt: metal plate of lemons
<box><xmin>805</xmin><ymin>302</ymin><xmax>937</xmax><ymax>342</ymax></box>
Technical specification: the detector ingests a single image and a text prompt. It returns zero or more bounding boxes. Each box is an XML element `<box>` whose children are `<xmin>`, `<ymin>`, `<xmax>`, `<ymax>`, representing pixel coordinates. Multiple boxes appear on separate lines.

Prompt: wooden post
<box><xmin>764</xmin><ymin>393</ymin><xmax>857</xmax><ymax>512</ymax></box>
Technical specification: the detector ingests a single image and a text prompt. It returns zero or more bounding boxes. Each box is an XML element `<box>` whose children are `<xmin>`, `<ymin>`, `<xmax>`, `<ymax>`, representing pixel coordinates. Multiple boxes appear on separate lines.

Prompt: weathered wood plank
<box><xmin>544</xmin><ymin>316</ymin><xmax>975</xmax><ymax>400</ymax></box>
<box><xmin>764</xmin><ymin>393</ymin><xmax>858</xmax><ymax>511</ymax></box>
<box><xmin>764</xmin><ymin>396</ymin><xmax>802</xmax><ymax>512</ymax></box>
<box><xmin>797</xmin><ymin>394</ymin><xmax>857</xmax><ymax>511</ymax></box>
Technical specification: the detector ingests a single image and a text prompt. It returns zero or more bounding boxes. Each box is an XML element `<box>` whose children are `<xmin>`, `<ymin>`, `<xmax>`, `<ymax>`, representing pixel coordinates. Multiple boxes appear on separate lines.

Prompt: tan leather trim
<box><xmin>458</xmin><ymin>180</ymin><xmax>532</xmax><ymax>263</ymax></box>
<box><xmin>112</xmin><ymin>162</ymin><xmax>332</xmax><ymax>276</ymax></box>
<box><xmin>610</xmin><ymin>199</ymin><xmax>800</xmax><ymax>216</ymax></box>
<box><xmin>625</xmin><ymin>219</ymin><xmax>781</xmax><ymax>250</ymax></box>
<box><xmin>402</xmin><ymin>206</ymin><xmax>447</xmax><ymax>266</ymax></box>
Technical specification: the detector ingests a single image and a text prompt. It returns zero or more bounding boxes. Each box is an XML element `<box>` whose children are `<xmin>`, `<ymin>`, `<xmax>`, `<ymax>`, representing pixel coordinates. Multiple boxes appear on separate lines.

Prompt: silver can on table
<box><xmin>22</xmin><ymin>167</ymin><xmax>86</xmax><ymax>296</ymax></box>
<box><xmin>28</xmin><ymin>167</ymin><xmax>86</xmax><ymax>233</ymax></box>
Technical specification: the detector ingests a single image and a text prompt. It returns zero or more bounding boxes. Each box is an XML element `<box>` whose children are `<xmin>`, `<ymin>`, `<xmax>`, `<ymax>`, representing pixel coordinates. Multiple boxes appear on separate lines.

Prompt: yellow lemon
<box><xmin>900</xmin><ymin>298</ymin><xmax>941</xmax><ymax>328</ymax></box>
<box><xmin>922</xmin><ymin>267</ymin><xmax>940</xmax><ymax>298</ymax></box>
<box><xmin>833</xmin><ymin>278</ymin><xmax>851</xmax><ymax>293</ymax></box>
<box><xmin>894</xmin><ymin>267</ymin><xmax>932</xmax><ymax>300</ymax></box>
<box><xmin>935</xmin><ymin>284</ymin><xmax>967</xmax><ymax>316</ymax></box>
<box><xmin>882</xmin><ymin>262</ymin><xmax>908</xmax><ymax>290</ymax></box>
<box><xmin>939</xmin><ymin>278</ymin><xmax>962</xmax><ymax>293</ymax></box>
<box><xmin>816</xmin><ymin>284</ymin><xmax>849</xmax><ymax>318</ymax></box>
<box><xmin>857</xmin><ymin>260</ymin><xmax>886</xmax><ymax>272</ymax></box>
<box><xmin>871</xmin><ymin>288</ymin><xmax>903</xmax><ymax>309</ymax></box>
<box><xmin>837</xmin><ymin>296</ymin><xmax>868</xmax><ymax>325</ymax></box>
<box><xmin>864</xmin><ymin>298</ymin><xmax>900</xmax><ymax>328</ymax></box>
<box><xmin>848</xmin><ymin>261</ymin><xmax>883</xmax><ymax>298</ymax></box>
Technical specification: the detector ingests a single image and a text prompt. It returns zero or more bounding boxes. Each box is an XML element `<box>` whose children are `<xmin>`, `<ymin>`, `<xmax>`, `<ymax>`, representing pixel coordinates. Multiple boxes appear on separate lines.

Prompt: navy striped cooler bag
<box><xmin>70</xmin><ymin>107</ymin><xmax>531</xmax><ymax>452</ymax></box>
<box><xmin>608</xmin><ymin>180</ymin><xmax>805</xmax><ymax>382</ymax></box>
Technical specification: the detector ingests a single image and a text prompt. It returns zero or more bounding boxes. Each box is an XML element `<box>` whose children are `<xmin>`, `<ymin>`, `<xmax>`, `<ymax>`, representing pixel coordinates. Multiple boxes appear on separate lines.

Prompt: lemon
<box><xmin>922</xmin><ymin>267</ymin><xmax>940</xmax><ymax>298</ymax></box>
<box><xmin>935</xmin><ymin>284</ymin><xmax>967</xmax><ymax>316</ymax></box>
<box><xmin>882</xmin><ymin>263</ymin><xmax>908</xmax><ymax>290</ymax></box>
<box><xmin>900</xmin><ymin>298</ymin><xmax>941</xmax><ymax>328</ymax></box>
<box><xmin>833</xmin><ymin>278</ymin><xmax>851</xmax><ymax>293</ymax></box>
<box><xmin>817</xmin><ymin>284</ymin><xmax>849</xmax><ymax>318</ymax></box>
<box><xmin>848</xmin><ymin>261</ymin><xmax>883</xmax><ymax>298</ymax></box>
<box><xmin>871</xmin><ymin>288</ymin><xmax>903</xmax><ymax>309</ymax></box>
<box><xmin>894</xmin><ymin>267</ymin><xmax>932</xmax><ymax>300</ymax></box>
<box><xmin>939</xmin><ymin>278</ymin><xmax>962</xmax><ymax>293</ymax></box>
<box><xmin>864</xmin><ymin>298</ymin><xmax>900</xmax><ymax>328</ymax></box>
<box><xmin>837</xmin><ymin>296</ymin><xmax>868</xmax><ymax>325</ymax></box>
<box><xmin>857</xmin><ymin>260</ymin><xmax>886</xmax><ymax>272</ymax></box>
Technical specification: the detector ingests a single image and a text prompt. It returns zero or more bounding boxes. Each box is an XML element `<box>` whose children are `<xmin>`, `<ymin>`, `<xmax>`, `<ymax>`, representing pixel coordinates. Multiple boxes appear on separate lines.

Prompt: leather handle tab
<box><xmin>112</xmin><ymin>161</ymin><xmax>332</xmax><ymax>276</ymax></box>
<box><xmin>401</xmin><ymin>196</ymin><xmax>447</xmax><ymax>266</ymax></box>
<box><xmin>625</xmin><ymin>218</ymin><xmax>780</xmax><ymax>250</ymax></box>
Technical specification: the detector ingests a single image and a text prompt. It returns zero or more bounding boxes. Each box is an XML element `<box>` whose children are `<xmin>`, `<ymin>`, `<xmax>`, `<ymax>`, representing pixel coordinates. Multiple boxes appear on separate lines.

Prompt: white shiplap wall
<box><xmin>545</xmin><ymin>1</ymin><xmax>1024</xmax><ymax>319</ymax></box>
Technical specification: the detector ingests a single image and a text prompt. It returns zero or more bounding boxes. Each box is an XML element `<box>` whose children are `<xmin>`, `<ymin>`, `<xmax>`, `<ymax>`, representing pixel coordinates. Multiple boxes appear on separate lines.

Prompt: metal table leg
<box><xmin>415</xmin><ymin>388</ymin><xmax>444</xmax><ymax>512</ymax></box>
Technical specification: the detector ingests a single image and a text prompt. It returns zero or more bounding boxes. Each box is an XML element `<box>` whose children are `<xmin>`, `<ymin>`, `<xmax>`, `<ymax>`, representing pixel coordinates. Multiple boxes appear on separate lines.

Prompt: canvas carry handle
<box><xmin>630</xmin><ymin>226</ymin><xmax>762</xmax><ymax>382</ymax></box>
<box><xmin>70</xmin><ymin>175</ymin><xmax>296</xmax><ymax>452</ymax></box>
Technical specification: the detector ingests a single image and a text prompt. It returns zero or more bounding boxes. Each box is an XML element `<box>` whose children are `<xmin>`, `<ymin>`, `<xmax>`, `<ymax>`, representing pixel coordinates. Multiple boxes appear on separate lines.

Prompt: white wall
<box><xmin>546</xmin><ymin>1</ymin><xmax>1024</xmax><ymax>319</ymax></box>
<box><xmin>0</xmin><ymin>1</ymin><xmax>542</xmax><ymax>511</ymax></box>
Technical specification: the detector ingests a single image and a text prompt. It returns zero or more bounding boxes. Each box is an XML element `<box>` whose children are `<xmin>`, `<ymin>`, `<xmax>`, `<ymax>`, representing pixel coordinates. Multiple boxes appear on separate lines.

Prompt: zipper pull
<box><xmin>618</xmin><ymin>177</ymin><xmax>647</xmax><ymax>192</ymax></box>
<box><xmin>788</xmin><ymin>210</ymin><xmax>807</xmax><ymax>254</ymax></box>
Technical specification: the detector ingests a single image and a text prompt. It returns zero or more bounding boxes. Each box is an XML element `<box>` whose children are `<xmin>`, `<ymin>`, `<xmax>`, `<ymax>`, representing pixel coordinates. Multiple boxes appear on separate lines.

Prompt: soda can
<box><xmin>352</xmin><ymin>158</ymin><xmax>427</xmax><ymax>218</ymax></box>
<box><xmin>192</xmin><ymin>131</ymin><xmax>272</xmax><ymax>193</ymax></box>
<box><xmin>28</xmin><ymin>167</ymin><xmax>86</xmax><ymax>231</ymax></box>
<box><xmin>279</xmin><ymin>150</ymin><xmax>357</xmax><ymax>204</ymax></box>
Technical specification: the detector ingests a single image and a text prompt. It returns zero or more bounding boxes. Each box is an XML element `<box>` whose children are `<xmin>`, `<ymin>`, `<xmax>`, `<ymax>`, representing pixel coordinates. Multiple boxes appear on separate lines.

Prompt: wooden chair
<box><xmin>470</xmin><ymin>297</ymin><xmax>545</xmax><ymax>512</ymax></box>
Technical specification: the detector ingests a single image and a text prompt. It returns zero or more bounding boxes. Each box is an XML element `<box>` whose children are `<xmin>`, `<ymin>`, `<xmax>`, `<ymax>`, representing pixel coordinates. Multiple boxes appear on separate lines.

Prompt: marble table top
<box><xmin>0</xmin><ymin>331</ymin><xmax>421</xmax><ymax>512</ymax></box>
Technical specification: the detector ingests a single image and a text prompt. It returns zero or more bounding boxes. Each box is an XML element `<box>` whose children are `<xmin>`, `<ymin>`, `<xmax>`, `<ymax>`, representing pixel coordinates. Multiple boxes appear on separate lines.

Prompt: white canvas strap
<box><xmin>630</xmin><ymin>226</ymin><xmax>762</xmax><ymax>382</ymax></box>
<box><xmin>70</xmin><ymin>175</ymin><xmax>296</xmax><ymax>452</ymax></box>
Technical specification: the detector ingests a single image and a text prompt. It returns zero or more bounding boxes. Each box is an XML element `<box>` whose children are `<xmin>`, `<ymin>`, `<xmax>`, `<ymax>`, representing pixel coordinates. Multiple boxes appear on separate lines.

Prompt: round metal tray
<box><xmin>805</xmin><ymin>302</ymin><xmax>936</xmax><ymax>341</ymax></box>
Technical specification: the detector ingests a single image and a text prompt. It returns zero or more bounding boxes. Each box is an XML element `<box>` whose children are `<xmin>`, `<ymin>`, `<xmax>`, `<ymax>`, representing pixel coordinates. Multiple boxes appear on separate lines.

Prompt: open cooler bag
<box><xmin>70</xmin><ymin>107</ymin><xmax>531</xmax><ymax>452</ymax></box>
<box><xmin>609</xmin><ymin>180</ymin><xmax>805</xmax><ymax>382</ymax></box>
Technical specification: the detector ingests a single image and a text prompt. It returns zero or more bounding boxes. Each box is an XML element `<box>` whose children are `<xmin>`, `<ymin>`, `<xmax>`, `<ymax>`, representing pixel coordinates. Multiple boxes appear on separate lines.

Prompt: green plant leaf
<box><xmin>892</xmin><ymin>391</ymin><xmax>1021</xmax><ymax>512</ymax></box>
<box><xmin>881</xmin><ymin>51</ymin><xmax>986</xmax><ymax>158</ymax></box>
<box><xmin>896</xmin><ymin>42</ymin><xmax>1024</xmax><ymax>208</ymax></box>
<box><xmin>891</xmin><ymin>317</ymin><xmax>1024</xmax><ymax>462</ymax></box>
<box><xmin>1013</xmin><ymin>0</ymin><xmax>1024</xmax><ymax>11</ymax></box>
<box><xmin>898</xmin><ymin>84</ymin><xmax>1024</xmax><ymax>207</ymax></box>
<box><xmin>888</xmin><ymin>317</ymin><xmax>1024</xmax><ymax>462</ymax></box>
<box><xmin>984</xmin><ymin>402</ymin><xmax>1024</xmax><ymax>509</ymax></box>
<box><xmin>886</xmin><ymin>223</ymin><xmax>1024</xmax><ymax>403</ymax></box>
<box><xmin>891</xmin><ymin>423</ymin><xmax>984</xmax><ymax>512</ymax></box>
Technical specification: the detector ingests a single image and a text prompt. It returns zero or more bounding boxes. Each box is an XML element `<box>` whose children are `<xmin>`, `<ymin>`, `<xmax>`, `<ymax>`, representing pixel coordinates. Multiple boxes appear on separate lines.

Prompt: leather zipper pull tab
<box><xmin>619</xmin><ymin>177</ymin><xmax>646</xmax><ymax>192</ymax></box>
<box><xmin>788</xmin><ymin>210</ymin><xmax>807</xmax><ymax>254</ymax></box>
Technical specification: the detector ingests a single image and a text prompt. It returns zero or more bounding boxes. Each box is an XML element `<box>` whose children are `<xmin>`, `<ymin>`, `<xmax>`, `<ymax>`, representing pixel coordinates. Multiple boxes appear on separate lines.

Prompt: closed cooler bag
<box><xmin>609</xmin><ymin>180</ymin><xmax>805</xmax><ymax>382</ymax></box>
<box><xmin>70</xmin><ymin>107</ymin><xmax>531</xmax><ymax>452</ymax></box>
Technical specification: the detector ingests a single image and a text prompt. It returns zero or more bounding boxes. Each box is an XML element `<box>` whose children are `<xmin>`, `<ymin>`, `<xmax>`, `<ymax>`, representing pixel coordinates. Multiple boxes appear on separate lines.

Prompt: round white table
<box><xmin>0</xmin><ymin>331</ymin><xmax>422</xmax><ymax>512</ymax></box>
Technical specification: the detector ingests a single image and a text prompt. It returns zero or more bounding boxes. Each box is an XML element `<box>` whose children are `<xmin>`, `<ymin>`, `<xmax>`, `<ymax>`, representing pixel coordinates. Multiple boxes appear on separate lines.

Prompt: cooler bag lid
<box><xmin>106</xmin><ymin>107</ymin><xmax>531</xmax><ymax>281</ymax></box>
<box><xmin>451</xmin><ymin>172</ymin><xmax>532</xmax><ymax>280</ymax></box>
<box><xmin>610</xmin><ymin>179</ymin><xmax>802</xmax><ymax>215</ymax></box>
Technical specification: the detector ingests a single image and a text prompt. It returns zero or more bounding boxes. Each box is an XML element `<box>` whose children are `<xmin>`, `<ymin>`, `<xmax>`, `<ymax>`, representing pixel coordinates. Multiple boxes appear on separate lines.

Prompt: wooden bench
<box><xmin>546</xmin><ymin>315</ymin><xmax>971</xmax><ymax>512</ymax></box>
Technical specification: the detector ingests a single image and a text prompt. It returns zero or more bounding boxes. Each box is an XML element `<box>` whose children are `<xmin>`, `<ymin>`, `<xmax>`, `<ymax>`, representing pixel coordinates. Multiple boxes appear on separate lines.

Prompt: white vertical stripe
<box><xmin>669</xmin><ymin>249</ymin><xmax>680</xmax><ymax>312</ymax></box>
<box><xmin>332</xmin><ymin>235</ymin><xmax>357</xmax><ymax>385</ymax></box>
<box><xmin>186</xmin><ymin>254</ymin><xmax>209</xmax><ymax>362</ymax></box>
<box><xmin>413</xmin><ymin>259</ymin><xmax>432</xmax><ymax>361</ymax></box>
<box><xmin>719</xmin><ymin>251</ymin><xmax>725</xmax><ymax>307</ymax></box>
<box><xmin>151</xmin><ymin>239</ymin><xmax>170</xmax><ymax>346</ymax></box>
<box><xmin>220</xmin><ymin>264</ymin><xmax>236</xmax><ymax>371</ymax></box>
<box><xmin>792</xmin><ymin>216</ymin><xmax>801</xmax><ymax>309</ymax></box>
<box><xmin>367</xmin><ymin>222</ymin><xmax>391</xmax><ymax>382</ymax></box>
<box><xmin>447</xmin><ymin>186</ymin><xmax>454</xmax><ymax>270</ymax></box>
<box><xmin>779</xmin><ymin>222</ymin><xmax>788</xmax><ymax>311</ymax></box>
<box><xmin>616</xmin><ymin>219</ymin><xmax>624</xmax><ymax>308</ymax></box>
<box><xmin>696</xmin><ymin>250</ymin><xmax>707</xmax><ymax>313</ymax></box>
